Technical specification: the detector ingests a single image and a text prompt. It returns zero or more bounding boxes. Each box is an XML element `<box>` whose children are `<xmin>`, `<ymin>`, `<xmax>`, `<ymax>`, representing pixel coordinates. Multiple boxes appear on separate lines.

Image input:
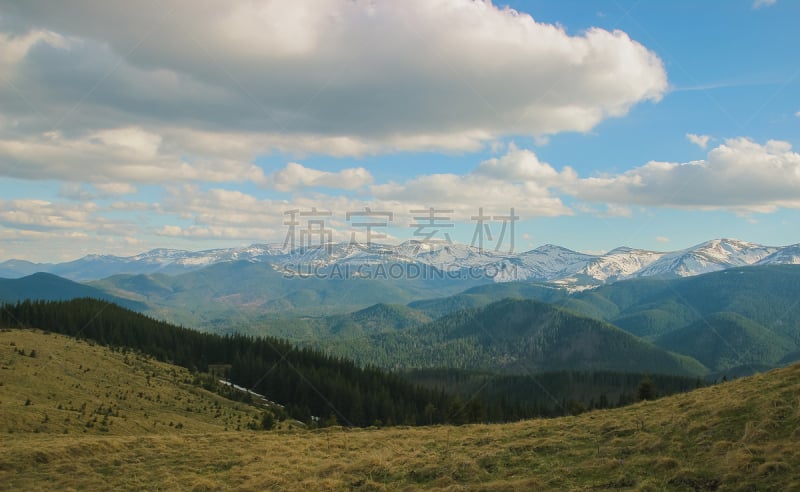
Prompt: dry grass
<box><xmin>0</xmin><ymin>329</ymin><xmax>264</xmax><ymax>435</ymax></box>
<box><xmin>2</xmin><ymin>329</ymin><xmax>800</xmax><ymax>490</ymax></box>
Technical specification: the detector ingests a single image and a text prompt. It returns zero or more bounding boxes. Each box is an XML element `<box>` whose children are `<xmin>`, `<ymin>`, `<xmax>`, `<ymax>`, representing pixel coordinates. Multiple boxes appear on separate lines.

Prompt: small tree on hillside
<box><xmin>637</xmin><ymin>378</ymin><xmax>655</xmax><ymax>401</ymax></box>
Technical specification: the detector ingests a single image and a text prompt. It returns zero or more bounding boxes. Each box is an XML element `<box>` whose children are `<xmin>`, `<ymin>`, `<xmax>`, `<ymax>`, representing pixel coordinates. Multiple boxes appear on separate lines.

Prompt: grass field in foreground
<box><xmin>2</xmin><ymin>329</ymin><xmax>799</xmax><ymax>490</ymax></box>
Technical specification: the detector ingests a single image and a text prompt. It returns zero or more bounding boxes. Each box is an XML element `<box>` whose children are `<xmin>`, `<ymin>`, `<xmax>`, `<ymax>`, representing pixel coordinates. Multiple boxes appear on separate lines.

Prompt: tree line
<box><xmin>1</xmin><ymin>298</ymin><xmax>703</xmax><ymax>426</ymax></box>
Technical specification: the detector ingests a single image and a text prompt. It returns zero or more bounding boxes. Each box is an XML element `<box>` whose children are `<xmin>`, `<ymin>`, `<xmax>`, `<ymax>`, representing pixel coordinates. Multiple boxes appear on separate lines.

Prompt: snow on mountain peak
<box><xmin>2</xmin><ymin>239</ymin><xmax>799</xmax><ymax>286</ymax></box>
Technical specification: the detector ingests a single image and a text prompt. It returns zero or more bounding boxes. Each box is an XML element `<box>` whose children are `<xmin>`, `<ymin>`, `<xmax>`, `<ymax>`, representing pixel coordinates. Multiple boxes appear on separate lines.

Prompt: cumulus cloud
<box><xmin>156</xmin><ymin>186</ymin><xmax>284</xmax><ymax>240</ymax></box>
<box><xmin>686</xmin><ymin>133</ymin><xmax>711</xmax><ymax>149</ymax></box>
<box><xmin>0</xmin><ymin>0</ymin><xmax>667</xmax><ymax>162</ymax></box>
<box><xmin>59</xmin><ymin>182</ymin><xmax>138</xmax><ymax>201</ymax></box>
<box><xmin>475</xmin><ymin>144</ymin><xmax>576</xmax><ymax>184</ymax></box>
<box><xmin>0</xmin><ymin>199</ymin><xmax>98</xmax><ymax>231</ymax></box>
<box><xmin>267</xmin><ymin>162</ymin><xmax>373</xmax><ymax>192</ymax></box>
<box><xmin>371</xmin><ymin>147</ymin><xmax>574</xmax><ymax>218</ymax></box>
<box><xmin>159</xmin><ymin>138</ymin><xmax>800</xmax><ymax>244</ymax></box>
<box><xmin>153</xmin><ymin>147</ymin><xmax>579</xmax><ymax>245</ymax></box>
<box><xmin>0</xmin><ymin>126</ymin><xmax>267</xmax><ymax>184</ymax></box>
<box><xmin>569</xmin><ymin>138</ymin><xmax>800</xmax><ymax>213</ymax></box>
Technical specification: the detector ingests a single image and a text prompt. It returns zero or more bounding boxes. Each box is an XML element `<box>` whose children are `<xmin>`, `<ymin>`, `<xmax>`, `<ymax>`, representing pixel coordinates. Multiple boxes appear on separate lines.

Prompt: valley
<box><xmin>2</xmin><ymin>241</ymin><xmax>800</xmax><ymax>490</ymax></box>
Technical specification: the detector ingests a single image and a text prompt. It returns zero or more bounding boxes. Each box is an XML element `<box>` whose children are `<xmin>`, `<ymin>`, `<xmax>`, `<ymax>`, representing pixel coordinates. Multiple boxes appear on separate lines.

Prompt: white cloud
<box><xmin>0</xmin><ymin>126</ymin><xmax>267</xmax><ymax>184</ymax></box>
<box><xmin>0</xmin><ymin>199</ymin><xmax>98</xmax><ymax>231</ymax></box>
<box><xmin>267</xmin><ymin>162</ymin><xmax>373</xmax><ymax>192</ymax></box>
<box><xmin>159</xmin><ymin>138</ymin><xmax>800</xmax><ymax>243</ymax></box>
<box><xmin>370</xmin><ymin>148</ymin><xmax>574</xmax><ymax>218</ymax></box>
<box><xmin>58</xmin><ymin>183</ymin><xmax>93</xmax><ymax>202</ymax></box>
<box><xmin>156</xmin><ymin>186</ymin><xmax>284</xmax><ymax>240</ymax></box>
<box><xmin>568</xmin><ymin>138</ymin><xmax>800</xmax><ymax>213</ymax></box>
<box><xmin>753</xmin><ymin>0</ymin><xmax>777</xmax><ymax>8</ymax></box>
<box><xmin>0</xmin><ymin>29</ymin><xmax>66</xmax><ymax>75</ymax></box>
<box><xmin>686</xmin><ymin>133</ymin><xmax>711</xmax><ymax>149</ymax></box>
<box><xmin>0</xmin><ymin>0</ymin><xmax>668</xmax><ymax>160</ymax></box>
<box><xmin>475</xmin><ymin>144</ymin><xmax>575</xmax><ymax>184</ymax></box>
<box><xmin>656</xmin><ymin>236</ymin><xmax>670</xmax><ymax>243</ymax></box>
<box><xmin>93</xmin><ymin>183</ymin><xmax>138</xmax><ymax>196</ymax></box>
<box><xmin>152</xmin><ymin>147</ymin><xmax>578</xmax><ymax>245</ymax></box>
<box><xmin>795</xmin><ymin>110</ymin><xmax>800</xmax><ymax>118</ymax></box>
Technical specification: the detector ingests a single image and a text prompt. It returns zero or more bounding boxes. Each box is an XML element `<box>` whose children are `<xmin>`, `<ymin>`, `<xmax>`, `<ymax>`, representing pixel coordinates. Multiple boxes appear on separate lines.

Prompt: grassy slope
<box><xmin>2</xmin><ymin>330</ymin><xmax>800</xmax><ymax>490</ymax></box>
<box><xmin>0</xmin><ymin>329</ymin><xmax>265</xmax><ymax>436</ymax></box>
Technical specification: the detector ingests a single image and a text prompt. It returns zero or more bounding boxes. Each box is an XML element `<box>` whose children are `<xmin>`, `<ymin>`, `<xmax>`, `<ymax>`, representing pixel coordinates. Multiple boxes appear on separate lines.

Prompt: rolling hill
<box><xmin>407</xmin><ymin>281</ymin><xmax>567</xmax><ymax>318</ymax></box>
<box><xmin>654</xmin><ymin>312</ymin><xmax>796</xmax><ymax>372</ymax></box>
<box><xmin>0</xmin><ymin>328</ymin><xmax>265</xmax><ymax>435</ymax></box>
<box><xmin>2</xmin><ymin>328</ymin><xmax>798</xmax><ymax>490</ymax></box>
<box><xmin>0</xmin><ymin>273</ymin><xmax>145</xmax><ymax>311</ymax></box>
<box><xmin>564</xmin><ymin>265</ymin><xmax>800</xmax><ymax>339</ymax></box>
<box><xmin>0</xmin><ymin>298</ymin><xmax>474</xmax><ymax>428</ymax></box>
<box><xmin>235</xmin><ymin>303</ymin><xmax>433</xmax><ymax>340</ymax></box>
<box><xmin>317</xmin><ymin>298</ymin><xmax>707</xmax><ymax>376</ymax></box>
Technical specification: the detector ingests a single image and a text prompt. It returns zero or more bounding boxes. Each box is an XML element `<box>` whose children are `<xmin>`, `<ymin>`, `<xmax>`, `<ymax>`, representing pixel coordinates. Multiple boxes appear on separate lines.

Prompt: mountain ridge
<box><xmin>2</xmin><ymin>238</ymin><xmax>799</xmax><ymax>289</ymax></box>
<box><xmin>315</xmin><ymin>298</ymin><xmax>708</xmax><ymax>377</ymax></box>
<box><xmin>0</xmin><ymin>272</ymin><xmax>146</xmax><ymax>311</ymax></box>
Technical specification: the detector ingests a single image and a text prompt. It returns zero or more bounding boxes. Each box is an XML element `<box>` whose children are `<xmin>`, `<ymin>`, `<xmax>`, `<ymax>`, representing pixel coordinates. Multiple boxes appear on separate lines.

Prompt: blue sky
<box><xmin>0</xmin><ymin>0</ymin><xmax>798</xmax><ymax>262</ymax></box>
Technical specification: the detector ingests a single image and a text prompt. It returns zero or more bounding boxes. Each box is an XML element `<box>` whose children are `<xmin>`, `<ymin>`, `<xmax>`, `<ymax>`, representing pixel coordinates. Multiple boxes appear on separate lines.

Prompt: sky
<box><xmin>0</xmin><ymin>0</ymin><xmax>799</xmax><ymax>262</ymax></box>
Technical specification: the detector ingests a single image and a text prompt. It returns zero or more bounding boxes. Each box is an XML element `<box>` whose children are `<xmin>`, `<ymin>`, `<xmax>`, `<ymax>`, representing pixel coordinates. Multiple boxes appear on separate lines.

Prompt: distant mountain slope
<box><xmin>318</xmin><ymin>299</ymin><xmax>707</xmax><ymax>376</ymax></box>
<box><xmin>244</xmin><ymin>303</ymin><xmax>433</xmax><ymax>340</ymax></box>
<box><xmin>90</xmin><ymin>260</ymin><xmax>478</xmax><ymax>327</ymax></box>
<box><xmin>654</xmin><ymin>312</ymin><xmax>796</xmax><ymax>372</ymax></box>
<box><xmin>0</xmin><ymin>245</ymin><xmax>288</xmax><ymax>281</ymax></box>
<box><xmin>2</xmin><ymin>238</ymin><xmax>799</xmax><ymax>289</ymax></box>
<box><xmin>552</xmin><ymin>265</ymin><xmax>800</xmax><ymax>373</ymax></box>
<box><xmin>758</xmin><ymin>244</ymin><xmax>800</xmax><ymax>265</ymax></box>
<box><xmin>408</xmin><ymin>281</ymin><xmax>567</xmax><ymax>318</ymax></box>
<box><xmin>564</xmin><ymin>265</ymin><xmax>800</xmax><ymax>341</ymax></box>
<box><xmin>635</xmin><ymin>238</ymin><xmax>777</xmax><ymax>278</ymax></box>
<box><xmin>324</xmin><ymin>303</ymin><xmax>432</xmax><ymax>337</ymax></box>
<box><xmin>0</xmin><ymin>259</ymin><xmax>45</xmax><ymax>278</ymax></box>
<box><xmin>0</xmin><ymin>272</ymin><xmax>144</xmax><ymax>311</ymax></box>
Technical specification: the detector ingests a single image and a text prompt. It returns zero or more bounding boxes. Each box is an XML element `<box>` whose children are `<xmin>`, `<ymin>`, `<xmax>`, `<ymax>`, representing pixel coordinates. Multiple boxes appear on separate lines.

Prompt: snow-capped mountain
<box><xmin>757</xmin><ymin>244</ymin><xmax>800</xmax><ymax>265</ymax></box>
<box><xmin>0</xmin><ymin>244</ymin><xmax>290</xmax><ymax>281</ymax></box>
<box><xmin>575</xmin><ymin>247</ymin><xmax>664</xmax><ymax>283</ymax></box>
<box><xmin>1</xmin><ymin>238</ymin><xmax>799</xmax><ymax>287</ymax></box>
<box><xmin>636</xmin><ymin>239</ymin><xmax>778</xmax><ymax>278</ymax></box>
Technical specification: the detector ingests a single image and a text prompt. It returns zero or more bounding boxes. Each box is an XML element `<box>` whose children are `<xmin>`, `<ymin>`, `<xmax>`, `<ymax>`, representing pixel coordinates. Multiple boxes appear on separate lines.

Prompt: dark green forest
<box><xmin>0</xmin><ymin>298</ymin><xmax>704</xmax><ymax>426</ymax></box>
<box><xmin>0</xmin><ymin>298</ymin><xmax>458</xmax><ymax>427</ymax></box>
<box><xmin>403</xmin><ymin>368</ymin><xmax>703</xmax><ymax>419</ymax></box>
<box><xmin>315</xmin><ymin>299</ymin><xmax>707</xmax><ymax>376</ymax></box>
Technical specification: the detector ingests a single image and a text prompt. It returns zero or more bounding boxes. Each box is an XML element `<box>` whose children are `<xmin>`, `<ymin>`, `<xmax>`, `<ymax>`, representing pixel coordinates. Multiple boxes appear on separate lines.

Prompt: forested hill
<box><xmin>0</xmin><ymin>298</ymin><xmax>469</xmax><ymax>427</ymax></box>
<box><xmin>318</xmin><ymin>298</ymin><xmax>707</xmax><ymax>376</ymax></box>
<box><xmin>0</xmin><ymin>272</ymin><xmax>145</xmax><ymax>311</ymax></box>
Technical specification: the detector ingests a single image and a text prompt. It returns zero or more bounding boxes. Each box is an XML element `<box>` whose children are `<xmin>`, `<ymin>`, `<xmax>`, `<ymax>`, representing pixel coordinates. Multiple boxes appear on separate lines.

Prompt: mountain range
<box><xmin>2</xmin><ymin>238</ymin><xmax>799</xmax><ymax>288</ymax></box>
<box><xmin>2</xmin><ymin>239</ymin><xmax>799</xmax><ymax>380</ymax></box>
<box><xmin>260</xmin><ymin>264</ymin><xmax>800</xmax><ymax>377</ymax></box>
